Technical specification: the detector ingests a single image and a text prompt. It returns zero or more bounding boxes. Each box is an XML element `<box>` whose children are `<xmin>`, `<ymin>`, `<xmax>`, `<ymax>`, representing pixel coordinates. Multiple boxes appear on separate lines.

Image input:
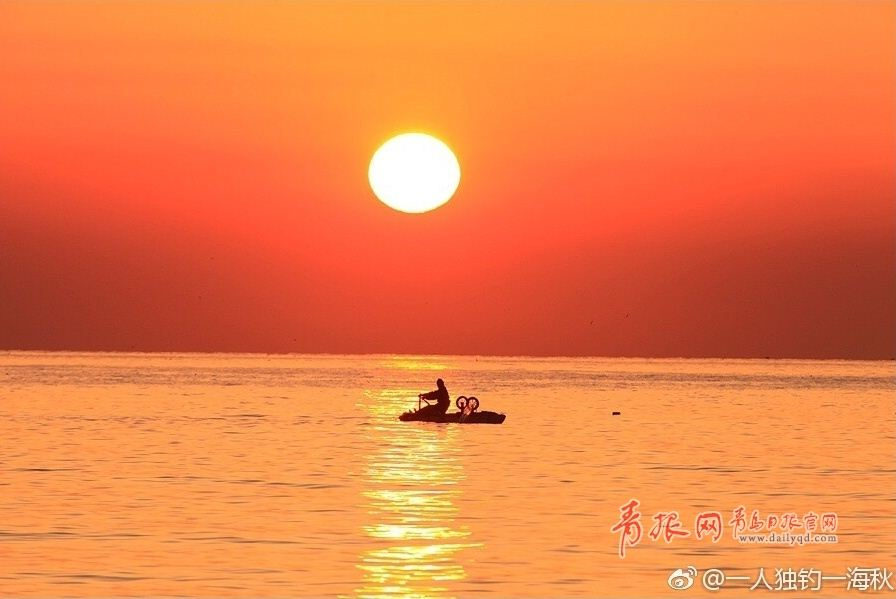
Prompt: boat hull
<box><xmin>398</xmin><ymin>410</ymin><xmax>506</xmax><ymax>424</ymax></box>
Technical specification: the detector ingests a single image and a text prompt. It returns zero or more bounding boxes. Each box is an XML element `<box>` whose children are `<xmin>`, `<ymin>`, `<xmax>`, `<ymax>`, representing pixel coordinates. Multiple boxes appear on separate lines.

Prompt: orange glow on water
<box><xmin>0</xmin><ymin>353</ymin><xmax>893</xmax><ymax>596</ymax></box>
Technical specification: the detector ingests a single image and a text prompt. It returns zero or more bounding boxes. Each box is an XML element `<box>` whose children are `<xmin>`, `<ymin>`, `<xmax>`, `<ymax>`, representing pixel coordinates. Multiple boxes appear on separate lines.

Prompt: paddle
<box><xmin>417</xmin><ymin>393</ymin><xmax>434</xmax><ymax>411</ymax></box>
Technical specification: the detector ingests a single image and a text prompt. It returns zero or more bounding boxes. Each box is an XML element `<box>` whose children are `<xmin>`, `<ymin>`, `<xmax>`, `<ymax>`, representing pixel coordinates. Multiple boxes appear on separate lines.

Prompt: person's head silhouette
<box><xmin>436</xmin><ymin>378</ymin><xmax>445</xmax><ymax>389</ymax></box>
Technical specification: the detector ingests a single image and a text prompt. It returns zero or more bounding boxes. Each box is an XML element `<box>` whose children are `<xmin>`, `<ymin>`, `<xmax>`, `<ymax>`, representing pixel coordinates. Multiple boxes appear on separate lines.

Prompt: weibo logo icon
<box><xmin>668</xmin><ymin>566</ymin><xmax>697</xmax><ymax>590</ymax></box>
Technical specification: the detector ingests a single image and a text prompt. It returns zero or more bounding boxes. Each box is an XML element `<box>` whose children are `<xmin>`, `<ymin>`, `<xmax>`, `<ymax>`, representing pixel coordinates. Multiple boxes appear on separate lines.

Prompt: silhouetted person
<box><xmin>417</xmin><ymin>378</ymin><xmax>450</xmax><ymax>417</ymax></box>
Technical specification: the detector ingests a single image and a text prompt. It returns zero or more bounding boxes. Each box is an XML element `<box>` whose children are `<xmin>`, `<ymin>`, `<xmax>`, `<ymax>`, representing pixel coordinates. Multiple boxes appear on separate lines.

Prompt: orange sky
<box><xmin>1</xmin><ymin>1</ymin><xmax>894</xmax><ymax>358</ymax></box>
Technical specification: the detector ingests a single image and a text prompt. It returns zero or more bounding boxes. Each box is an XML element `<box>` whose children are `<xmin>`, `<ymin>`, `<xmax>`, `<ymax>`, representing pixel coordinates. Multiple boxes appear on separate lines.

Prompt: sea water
<box><xmin>1</xmin><ymin>352</ymin><xmax>893</xmax><ymax>597</ymax></box>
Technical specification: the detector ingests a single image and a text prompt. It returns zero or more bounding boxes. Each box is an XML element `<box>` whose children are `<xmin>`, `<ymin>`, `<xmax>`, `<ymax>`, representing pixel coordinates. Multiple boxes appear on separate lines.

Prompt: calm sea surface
<box><xmin>1</xmin><ymin>352</ymin><xmax>894</xmax><ymax>597</ymax></box>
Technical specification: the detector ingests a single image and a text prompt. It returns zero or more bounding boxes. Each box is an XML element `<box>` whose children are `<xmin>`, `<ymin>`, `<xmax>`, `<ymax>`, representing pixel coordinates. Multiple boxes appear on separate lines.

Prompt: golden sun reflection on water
<box><xmin>353</xmin><ymin>390</ymin><xmax>482</xmax><ymax>598</ymax></box>
<box><xmin>382</xmin><ymin>356</ymin><xmax>450</xmax><ymax>371</ymax></box>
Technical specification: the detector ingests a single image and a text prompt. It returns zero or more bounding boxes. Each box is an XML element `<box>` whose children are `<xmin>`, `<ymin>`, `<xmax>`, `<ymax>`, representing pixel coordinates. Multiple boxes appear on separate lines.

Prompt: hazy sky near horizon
<box><xmin>1</xmin><ymin>1</ymin><xmax>894</xmax><ymax>358</ymax></box>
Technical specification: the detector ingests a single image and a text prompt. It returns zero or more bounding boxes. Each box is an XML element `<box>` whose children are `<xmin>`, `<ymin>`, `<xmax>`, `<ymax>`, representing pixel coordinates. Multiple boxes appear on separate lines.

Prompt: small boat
<box><xmin>399</xmin><ymin>410</ymin><xmax>506</xmax><ymax>424</ymax></box>
<box><xmin>398</xmin><ymin>395</ymin><xmax>506</xmax><ymax>424</ymax></box>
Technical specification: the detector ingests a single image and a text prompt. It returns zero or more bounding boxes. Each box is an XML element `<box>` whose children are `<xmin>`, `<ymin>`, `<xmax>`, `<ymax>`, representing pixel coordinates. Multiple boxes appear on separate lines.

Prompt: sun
<box><xmin>368</xmin><ymin>133</ymin><xmax>461</xmax><ymax>214</ymax></box>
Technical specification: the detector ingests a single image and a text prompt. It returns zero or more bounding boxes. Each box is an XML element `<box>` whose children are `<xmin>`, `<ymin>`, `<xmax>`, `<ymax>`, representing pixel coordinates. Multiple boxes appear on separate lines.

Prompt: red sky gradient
<box><xmin>1</xmin><ymin>2</ymin><xmax>894</xmax><ymax>358</ymax></box>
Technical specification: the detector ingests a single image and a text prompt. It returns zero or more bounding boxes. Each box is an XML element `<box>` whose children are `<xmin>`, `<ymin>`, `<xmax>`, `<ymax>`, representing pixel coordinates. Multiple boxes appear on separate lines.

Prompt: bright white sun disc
<box><xmin>368</xmin><ymin>133</ymin><xmax>460</xmax><ymax>213</ymax></box>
